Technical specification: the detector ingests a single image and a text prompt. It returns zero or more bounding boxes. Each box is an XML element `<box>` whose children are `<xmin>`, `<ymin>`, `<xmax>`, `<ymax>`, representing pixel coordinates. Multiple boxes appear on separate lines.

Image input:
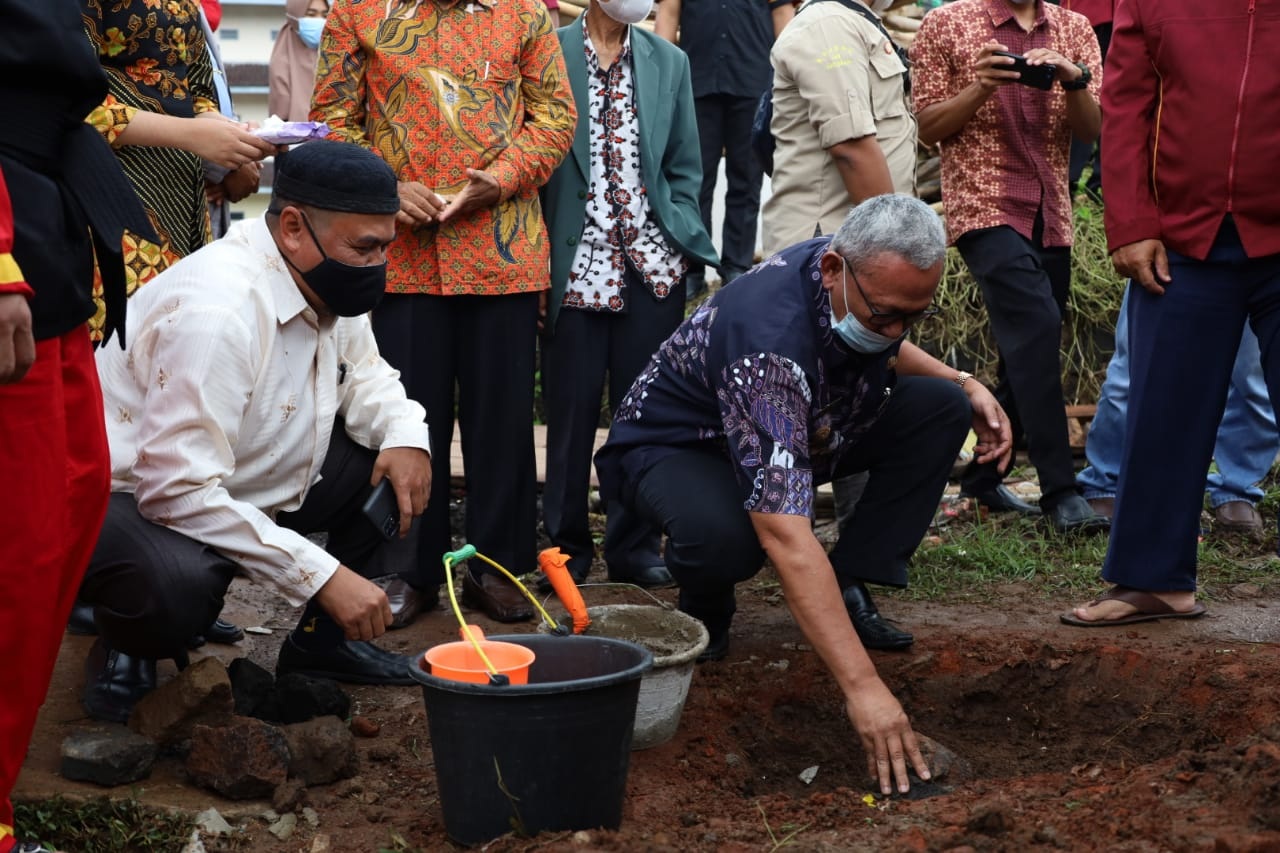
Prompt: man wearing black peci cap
<box><xmin>80</xmin><ymin>140</ymin><xmax>434</xmax><ymax>722</ymax></box>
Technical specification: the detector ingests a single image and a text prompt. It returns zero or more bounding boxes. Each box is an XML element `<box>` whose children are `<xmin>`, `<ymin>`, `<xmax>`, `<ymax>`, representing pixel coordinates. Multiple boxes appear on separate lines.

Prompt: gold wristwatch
<box><xmin>954</xmin><ymin>371</ymin><xmax>972</xmax><ymax>388</ymax></box>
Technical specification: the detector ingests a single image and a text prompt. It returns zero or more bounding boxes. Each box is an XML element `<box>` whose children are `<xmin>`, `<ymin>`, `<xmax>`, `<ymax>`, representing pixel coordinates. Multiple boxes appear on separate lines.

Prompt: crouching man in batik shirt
<box><xmin>596</xmin><ymin>195</ymin><xmax>1012</xmax><ymax>796</ymax></box>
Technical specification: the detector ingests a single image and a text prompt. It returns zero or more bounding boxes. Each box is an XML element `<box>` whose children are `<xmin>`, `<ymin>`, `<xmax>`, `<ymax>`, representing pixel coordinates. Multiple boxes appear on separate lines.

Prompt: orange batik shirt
<box><xmin>313</xmin><ymin>0</ymin><xmax>577</xmax><ymax>295</ymax></box>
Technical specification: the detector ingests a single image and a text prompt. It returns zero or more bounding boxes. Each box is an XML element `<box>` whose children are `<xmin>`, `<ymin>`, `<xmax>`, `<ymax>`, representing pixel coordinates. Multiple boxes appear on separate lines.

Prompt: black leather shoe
<box><xmin>376</xmin><ymin>577</ymin><xmax>438</xmax><ymax>630</ymax></box>
<box><xmin>187</xmin><ymin>617</ymin><xmax>246</xmax><ymax>649</ymax></box>
<box><xmin>842</xmin><ymin>581</ymin><xmax>914</xmax><ymax>651</ymax></box>
<box><xmin>275</xmin><ymin>635</ymin><xmax>416</xmax><ymax>686</ymax></box>
<box><xmin>697</xmin><ymin>628</ymin><xmax>730</xmax><ymax>663</ymax></box>
<box><xmin>461</xmin><ymin>569</ymin><xmax>534</xmax><ymax>622</ymax></box>
<box><xmin>67</xmin><ymin>601</ymin><xmax>96</xmax><ymax>635</ymax></box>
<box><xmin>607</xmin><ymin>564</ymin><xmax>676</xmax><ymax>589</ymax></box>
<box><xmin>1044</xmin><ymin>493</ymin><xmax>1111</xmax><ymax>535</ymax></box>
<box><xmin>83</xmin><ymin>638</ymin><xmax>157</xmax><ymax>724</ymax></box>
<box><xmin>679</xmin><ymin>587</ymin><xmax>735</xmax><ymax>663</ymax></box>
<box><xmin>535</xmin><ymin>561</ymin><xmax>589</xmax><ymax>594</ymax></box>
<box><xmin>961</xmin><ymin>483</ymin><xmax>1040</xmax><ymax>516</ymax></box>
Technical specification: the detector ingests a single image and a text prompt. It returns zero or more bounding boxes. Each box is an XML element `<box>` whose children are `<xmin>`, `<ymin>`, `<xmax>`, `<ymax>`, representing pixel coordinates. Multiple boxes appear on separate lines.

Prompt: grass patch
<box><xmin>14</xmin><ymin>797</ymin><xmax>198</xmax><ymax>853</ymax></box>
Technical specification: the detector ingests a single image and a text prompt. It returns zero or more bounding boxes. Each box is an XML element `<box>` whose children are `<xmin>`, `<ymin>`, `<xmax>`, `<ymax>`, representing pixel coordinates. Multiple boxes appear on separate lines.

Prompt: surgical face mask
<box><xmin>294</xmin><ymin>16</ymin><xmax>325</xmax><ymax>49</ymax></box>
<box><xmin>598</xmin><ymin>0</ymin><xmax>654</xmax><ymax>25</ymax></box>
<box><xmin>284</xmin><ymin>212</ymin><xmax>387</xmax><ymax>317</ymax></box>
<box><xmin>832</xmin><ymin>264</ymin><xmax>901</xmax><ymax>354</ymax></box>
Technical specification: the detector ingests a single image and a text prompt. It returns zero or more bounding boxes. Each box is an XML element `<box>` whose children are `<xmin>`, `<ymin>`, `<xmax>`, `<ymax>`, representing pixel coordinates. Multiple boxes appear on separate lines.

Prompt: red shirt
<box><xmin>1059</xmin><ymin>0</ymin><xmax>1112</xmax><ymax>28</ymax></box>
<box><xmin>1102</xmin><ymin>0</ymin><xmax>1280</xmax><ymax>259</ymax></box>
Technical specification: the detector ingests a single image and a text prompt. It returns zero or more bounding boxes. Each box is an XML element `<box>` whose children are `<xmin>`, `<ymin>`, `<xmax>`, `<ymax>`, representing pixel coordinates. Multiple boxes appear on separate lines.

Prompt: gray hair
<box><xmin>829</xmin><ymin>194</ymin><xmax>946</xmax><ymax>271</ymax></box>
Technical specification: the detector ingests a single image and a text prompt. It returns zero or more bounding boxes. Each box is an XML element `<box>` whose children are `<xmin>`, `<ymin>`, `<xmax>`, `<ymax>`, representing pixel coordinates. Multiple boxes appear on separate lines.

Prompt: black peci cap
<box><xmin>271</xmin><ymin>140</ymin><xmax>399</xmax><ymax>215</ymax></box>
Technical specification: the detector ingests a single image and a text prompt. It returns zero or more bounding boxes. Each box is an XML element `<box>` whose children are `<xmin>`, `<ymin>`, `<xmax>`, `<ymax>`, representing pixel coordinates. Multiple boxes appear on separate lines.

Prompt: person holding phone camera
<box><xmin>78</xmin><ymin>141</ymin><xmax>434</xmax><ymax>723</ymax></box>
<box><xmin>910</xmin><ymin>0</ymin><xmax>1105</xmax><ymax>534</ymax></box>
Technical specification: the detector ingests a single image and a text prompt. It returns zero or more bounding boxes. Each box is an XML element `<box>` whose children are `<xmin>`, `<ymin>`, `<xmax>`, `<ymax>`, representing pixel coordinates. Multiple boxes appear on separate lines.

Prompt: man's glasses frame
<box><xmin>845</xmin><ymin>261</ymin><xmax>939</xmax><ymax>330</ymax></box>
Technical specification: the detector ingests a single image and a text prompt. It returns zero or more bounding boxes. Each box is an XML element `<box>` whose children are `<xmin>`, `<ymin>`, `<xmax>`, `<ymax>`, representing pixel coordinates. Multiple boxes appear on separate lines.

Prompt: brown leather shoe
<box><xmin>376</xmin><ymin>577</ymin><xmax>438</xmax><ymax>630</ymax></box>
<box><xmin>461</xmin><ymin>569</ymin><xmax>534</xmax><ymax>623</ymax></box>
<box><xmin>1086</xmin><ymin>497</ymin><xmax>1115</xmax><ymax>520</ymax></box>
<box><xmin>1213</xmin><ymin>500</ymin><xmax>1264</xmax><ymax>535</ymax></box>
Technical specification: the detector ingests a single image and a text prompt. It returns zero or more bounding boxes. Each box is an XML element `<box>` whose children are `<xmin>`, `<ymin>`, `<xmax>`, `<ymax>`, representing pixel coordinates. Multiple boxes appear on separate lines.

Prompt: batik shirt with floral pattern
<box><xmin>596</xmin><ymin>238</ymin><xmax>900</xmax><ymax>517</ymax></box>
<box><xmin>909</xmin><ymin>0</ymin><xmax>1101</xmax><ymax>247</ymax></box>
<box><xmin>563</xmin><ymin>17</ymin><xmax>686</xmax><ymax>312</ymax></box>
<box><xmin>314</xmin><ymin>0</ymin><xmax>576</xmax><ymax>296</ymax></box>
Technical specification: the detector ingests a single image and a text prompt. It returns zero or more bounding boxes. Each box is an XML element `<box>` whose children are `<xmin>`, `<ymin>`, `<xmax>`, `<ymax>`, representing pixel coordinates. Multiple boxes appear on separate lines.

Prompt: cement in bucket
<box><xmin>411</xmin><ymin>633</ymin><xmax>653</xmax><ymax>845</ymax></box>
<box><xmin>544</xmin><ymin>604</ymin><xmax>709</xmax><ymax>749</ymax></box>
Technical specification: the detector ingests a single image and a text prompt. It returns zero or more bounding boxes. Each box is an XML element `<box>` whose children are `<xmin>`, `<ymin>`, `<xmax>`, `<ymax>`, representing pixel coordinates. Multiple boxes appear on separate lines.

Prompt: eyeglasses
<box><xmin>846</xmin><ymin>262</ymin><xmax>939</xmax><ymax>330</ymax></box>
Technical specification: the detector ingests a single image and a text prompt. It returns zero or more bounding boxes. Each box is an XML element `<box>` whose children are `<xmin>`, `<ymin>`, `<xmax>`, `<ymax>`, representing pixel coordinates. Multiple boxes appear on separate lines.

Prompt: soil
<box><xmin>20</xmin><ymin>496</ymin><xmax>1280</xmax><ymax>852</ymax></box>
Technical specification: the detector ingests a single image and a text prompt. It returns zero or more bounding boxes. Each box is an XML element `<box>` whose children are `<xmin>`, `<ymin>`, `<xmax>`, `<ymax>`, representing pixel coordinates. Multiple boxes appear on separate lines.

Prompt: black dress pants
<box><xmin>541</xmin><ymin>268</ymin><xmax>685</xmax><ymax>578</ymax></box>
<box><xmin>373</xmin><ymin>292</ymin><xmax>539</xmax><ymax>583</ymax></box>
<box><xmin>694</xmin><ymin>93</ymin><xmax>764</xmax><ymax>279</ymax></box>
<box><xmin>956</xmin><ymin>222</ymin><xmax>1078</xmax><ymax>505</ymax></box>
<box><xmin>80</xmin><ymin>427</ymin><xmax>399</xmax><ymax>660</ymax></box>
<box><xmin>621</xmin><ymin>376</ymin><xmax>970</xmax><ymax>623</ymax></box>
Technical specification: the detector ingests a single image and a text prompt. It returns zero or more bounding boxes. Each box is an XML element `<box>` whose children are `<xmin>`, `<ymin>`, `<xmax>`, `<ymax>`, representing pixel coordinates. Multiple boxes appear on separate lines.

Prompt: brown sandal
<box><xmin>1059</xmin><ymin>585</ymin><xmax>1206</xmax><ymax>627</ymax></box>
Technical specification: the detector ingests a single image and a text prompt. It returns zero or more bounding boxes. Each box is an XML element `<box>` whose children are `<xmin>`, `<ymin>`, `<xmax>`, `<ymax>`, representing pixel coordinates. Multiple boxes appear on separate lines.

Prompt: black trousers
<box><xmin>80</xmin><ymin>427</ymin><xmax>406</xmax><ymax>660</ymax></box>
<box><xmin>620</xmin><ymin>376</ymin><xmax>970</xmax><ymax>622</ymax></box>
<box><xmin>541</xmin><ymin>269</ymin><xmax>685</xmax><ymax>578</ymax></box>
<box><xmin>694</xmin><ymin>93</ymin><xmax>764</xmax><ymax>278</ymax></box>
<box><xmin>957</xmin><ymin>222</ymin><xmax>1077</xmax><ymax>505</ymax></box>
<box><xmin>373</xmin><ymin>292</ymin><xmax>539</xmax><ymax>583</ymax></box>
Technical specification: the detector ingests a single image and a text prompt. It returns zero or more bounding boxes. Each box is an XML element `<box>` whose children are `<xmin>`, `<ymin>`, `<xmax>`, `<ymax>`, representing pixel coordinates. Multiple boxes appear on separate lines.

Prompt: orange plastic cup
<box><xmin>423</xmin><ymin>625</ymin><xmax>536</xmax><ymax>685</ymax></box>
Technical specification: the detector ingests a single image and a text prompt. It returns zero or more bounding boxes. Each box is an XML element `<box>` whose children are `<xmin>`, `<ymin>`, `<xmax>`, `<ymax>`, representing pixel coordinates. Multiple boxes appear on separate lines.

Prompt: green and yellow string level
<box><xmin>438</xmin><ymin>545</ymin><xmax>593</xmax><ymax>685</ymax></box>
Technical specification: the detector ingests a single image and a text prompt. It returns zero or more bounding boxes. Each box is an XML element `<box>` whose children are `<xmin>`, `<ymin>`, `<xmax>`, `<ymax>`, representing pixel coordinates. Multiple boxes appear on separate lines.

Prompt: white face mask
<box><xmin>598</xmin><ymin>0</ymin><xmax>654</xmax><ymax>25</ymax></box>
<box><xmin>869</xmin><ymin>0</ymin><xmax>893</xmax><ymax>12</ymax></box>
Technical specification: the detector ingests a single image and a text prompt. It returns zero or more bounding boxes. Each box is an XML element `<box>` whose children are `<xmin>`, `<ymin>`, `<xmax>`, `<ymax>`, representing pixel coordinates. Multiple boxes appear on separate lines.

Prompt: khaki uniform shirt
<box><xmin>763</xmin><ymin>1</ymin><xmax>916</xmax><ymax>255</ymax></box>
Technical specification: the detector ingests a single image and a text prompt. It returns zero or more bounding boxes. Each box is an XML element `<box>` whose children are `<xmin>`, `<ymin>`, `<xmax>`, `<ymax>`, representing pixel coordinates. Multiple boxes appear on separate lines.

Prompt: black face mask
<box><xmin>282</xmin><ymin>212</ymin><xmax>387</xmax><ymax>317</ymax></box>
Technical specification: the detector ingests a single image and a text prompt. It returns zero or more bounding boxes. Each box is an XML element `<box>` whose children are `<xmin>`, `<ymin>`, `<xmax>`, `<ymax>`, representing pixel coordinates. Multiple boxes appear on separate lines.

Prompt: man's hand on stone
<box><xmin>314</xmin><ymin>565</ymin><xmax>393</xmax><ymax>641</ymax></box>
<box><xmin>371</xmin><ymin>447</ymin><xmax>432</xmax><ymax>537</ymax></box>
<box><xmin>1112</xmin><ymin>239</ymin><xmax>1171</xmax><ymax>296</ymax></box>
<box><xmin>0</xmin><ymin>293</ymin><xmax>34</xmax><ymax>385</ymax></box>
<box><xmin>438</xmin><ymin>169</ymin><xmax>502</xmax><ymax>223</ymax></box>
<box><xmin>844</xmin><ymin>676</ymin><xmax>931</xmax><ymax>796</ymax></box>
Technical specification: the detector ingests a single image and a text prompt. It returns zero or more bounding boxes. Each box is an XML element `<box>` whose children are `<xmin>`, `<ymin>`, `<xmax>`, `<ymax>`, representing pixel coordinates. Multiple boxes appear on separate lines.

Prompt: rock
<box><xmin>186</xmin><ymin>718</ymin><xmax>290</xmax><ymax>800</ymax></box>
<box><xmin>268</xmin><ymin>812</ymin><xmax>298</xmax><ymax>840</ymax></box>
<box><xmin>228</xmin><ymin>658</ymin><xmax>279</xmax><ymax>721</ymax></box>
<box><xmin>180</xmin><ymin>829</ymin><xmax>207</xmax><ymax>853</ymax></box>
<box><xmin>302</xmin><ymin>807</ymin><xmax>320</xmax><ymax>827</ymax></box>
<box><xmin>917</xmin><ymin>734</ymin><xmax>972</xmax><ymax>782</ymax></box>
<box><xmin>130</xmin><ymin>657</ymin><xmax>234</xmax><ymax>746</ymax></box>
<box><xmin>194</xmin><ymin>808</ymin><xmax>234</xmax><ymax>835</ymax></box>
<box><xmin>310</xmin><ymin>836</ymin><xmax>331</xmax><ymax>852</ymax></box>
<box><xmin>273</xmin><ymin>778</ymin><xmax>307</xmax><ymax>812</ymax></box>
<box><xmin>60</xmin><ymin>727</ymin><xmax>156</xmax><ymax>787</ymax></box>
<box><xmin>349</xmin><ymin>715</ymin><xmax>380</xmax><ymax>738</ymax></box>
<box><xmin>274</xmin><ymin>672</ymin><xmax>350</xmax><ymax>724</ymax></box>
<box><xmin>284</xmin><ymin>716</ymin><xmax>358</xmax><ymax>786</ymax></box>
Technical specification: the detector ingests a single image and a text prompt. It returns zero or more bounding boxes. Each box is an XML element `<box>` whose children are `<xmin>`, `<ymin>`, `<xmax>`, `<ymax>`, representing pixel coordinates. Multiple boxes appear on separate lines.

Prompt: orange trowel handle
<box><xmin>538</xmin><ymin>547</ymin><xmax>590</xmax><ymax>634</ymax></box>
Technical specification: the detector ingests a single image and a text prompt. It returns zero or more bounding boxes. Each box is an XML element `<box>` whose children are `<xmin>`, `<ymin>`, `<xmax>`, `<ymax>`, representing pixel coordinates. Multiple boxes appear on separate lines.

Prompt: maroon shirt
<box><xmin>1060</xmin><ymin>0</ymin><xmax>1112</xmax><ymax>28</ymax></box>
<box><xmin>1103</xmin><ymin>0</ymin><xmax>1280</xmax><ymax>260</ymax></box>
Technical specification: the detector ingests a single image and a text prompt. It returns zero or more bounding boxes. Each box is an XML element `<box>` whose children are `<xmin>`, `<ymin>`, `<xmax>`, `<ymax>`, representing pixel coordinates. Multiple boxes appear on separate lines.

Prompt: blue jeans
<box><xmin>1078</xmin><ymin>284</ymin><xmax>1278</xmax><ymax>508</ymax></box>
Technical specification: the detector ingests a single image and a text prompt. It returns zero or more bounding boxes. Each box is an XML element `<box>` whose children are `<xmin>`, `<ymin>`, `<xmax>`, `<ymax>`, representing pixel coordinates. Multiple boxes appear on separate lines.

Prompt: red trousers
<box><xmin>0</xmin><ymin>327</ymin><xmax>108</xmax><ymax>849</ymax></box>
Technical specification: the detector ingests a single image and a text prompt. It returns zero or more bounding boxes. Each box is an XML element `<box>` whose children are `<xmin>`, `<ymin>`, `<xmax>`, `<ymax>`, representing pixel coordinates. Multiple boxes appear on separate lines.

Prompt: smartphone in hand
<box><xmin>362</xmin><ymin>478</ymin><xmax>401</xmax><ymax>541</ymax></box>
<box><xmin>991</xmin><ymin>50</ymin><xmax>1057</xmax><ymax>91</ymax></box>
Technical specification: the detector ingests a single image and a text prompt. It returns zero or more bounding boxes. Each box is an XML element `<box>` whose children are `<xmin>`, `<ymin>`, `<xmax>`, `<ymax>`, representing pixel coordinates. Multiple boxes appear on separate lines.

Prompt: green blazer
<box><xmin>540</xmin><ymin>22</ymin><xmax>719</xmax><ymax>333</ymax></box>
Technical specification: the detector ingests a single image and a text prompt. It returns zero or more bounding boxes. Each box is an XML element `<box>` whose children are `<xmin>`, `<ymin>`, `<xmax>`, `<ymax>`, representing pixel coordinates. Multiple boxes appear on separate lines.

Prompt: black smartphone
<box><xmin>991</xmin><ymin>50</ymin><xmax>1057</xmax><ymax>91</ymax></box>
<box><xmin>362</xmin><ymin>478</ymin><xmax>401</xmax><ymax>541</ymax></box>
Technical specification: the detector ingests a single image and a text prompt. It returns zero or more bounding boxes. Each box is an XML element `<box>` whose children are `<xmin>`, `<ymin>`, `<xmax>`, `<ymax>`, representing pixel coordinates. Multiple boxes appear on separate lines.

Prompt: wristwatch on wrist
<box><xmin>1061</xmin><ymin>62</ymin><xmax>1092</xmax><ymax>91</ymax></box>
<box><xmin>954</xmin><ymin>371</ymin><xmax>972</xmax><ymax>389</ymax></box>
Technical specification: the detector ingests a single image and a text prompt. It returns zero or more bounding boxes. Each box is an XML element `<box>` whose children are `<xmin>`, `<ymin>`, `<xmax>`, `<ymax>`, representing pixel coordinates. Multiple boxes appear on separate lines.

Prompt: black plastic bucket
<box><xmin>411</xmin><ymin>633</ymin><xmax>653</xmax><ymax>846</ymax></box>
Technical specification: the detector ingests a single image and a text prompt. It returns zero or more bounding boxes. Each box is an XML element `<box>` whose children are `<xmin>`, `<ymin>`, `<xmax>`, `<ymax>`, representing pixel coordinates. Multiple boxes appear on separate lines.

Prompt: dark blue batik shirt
<box><xmin>595</xmin><ymin>237</ymin><xmax>901</xmax><ymax>518</ymax></box>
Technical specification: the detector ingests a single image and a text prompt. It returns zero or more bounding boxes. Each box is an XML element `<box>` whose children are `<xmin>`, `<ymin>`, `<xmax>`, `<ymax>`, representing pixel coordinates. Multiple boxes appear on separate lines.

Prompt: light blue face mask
<box><xmin>295</xmin><ymin>16</ymin><xmax>325</xmax><ymax>49</ymax></box>
<box><xmin>832</xmin><ymin>263</ymin><xmax>901</xmax><ymax>354</ymax></box>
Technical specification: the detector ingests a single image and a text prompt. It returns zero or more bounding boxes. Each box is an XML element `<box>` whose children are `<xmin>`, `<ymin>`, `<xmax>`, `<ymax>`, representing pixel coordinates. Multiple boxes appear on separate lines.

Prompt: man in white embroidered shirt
<box><xmin>81</xmin><ymin>141</ymin><xmax>433</xmax><ymax>723</ymax></box>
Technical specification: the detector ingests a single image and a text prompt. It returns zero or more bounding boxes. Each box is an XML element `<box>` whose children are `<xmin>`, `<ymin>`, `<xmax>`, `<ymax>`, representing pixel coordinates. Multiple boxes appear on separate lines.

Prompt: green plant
<box><xmin>14</xmin><ymin>796</ymin><xmax>195</xmax><ymax>853</ymax></box>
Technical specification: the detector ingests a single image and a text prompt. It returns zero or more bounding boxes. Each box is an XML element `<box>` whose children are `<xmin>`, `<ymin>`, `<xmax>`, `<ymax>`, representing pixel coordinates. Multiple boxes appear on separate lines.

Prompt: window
<box><xmin>221</xmin><ymin>28</ymin><xmax>239</xmax><ymax>40</ymax></box>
